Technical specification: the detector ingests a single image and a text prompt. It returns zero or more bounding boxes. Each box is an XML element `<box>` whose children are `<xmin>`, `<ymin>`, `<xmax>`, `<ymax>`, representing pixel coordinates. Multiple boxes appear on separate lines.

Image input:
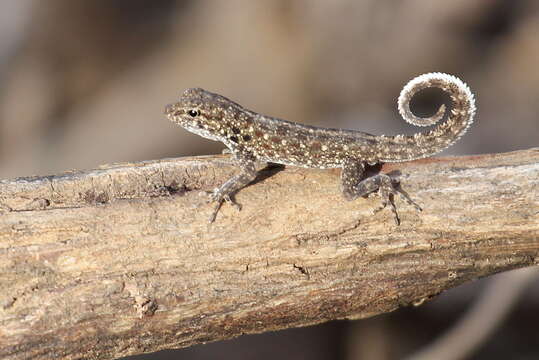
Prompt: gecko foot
<box><xmin>371</xmin><ymin>175</ymin><xmax>422</xmax><ymax>225</ymax></box>
<box><xmin>204</xmin><ymin>190</ymin><xmax>242</xmax><ymax>223</ymax></box>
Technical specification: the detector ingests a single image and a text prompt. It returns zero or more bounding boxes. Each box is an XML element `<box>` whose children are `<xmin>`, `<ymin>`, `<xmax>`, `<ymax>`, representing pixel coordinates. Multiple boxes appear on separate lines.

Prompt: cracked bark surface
<box><xmin>0</xmin><ymin>148</ymin><xmax>538</xmax><ymax>360</ymax></box>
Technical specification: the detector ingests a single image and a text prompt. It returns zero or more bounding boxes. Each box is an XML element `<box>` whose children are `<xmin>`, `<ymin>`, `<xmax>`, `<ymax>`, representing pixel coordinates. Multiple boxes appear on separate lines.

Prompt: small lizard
<box><xmin>165</xmin><ymin>72</ymin><xmax>476</xmax><ymax>224</ymax></box>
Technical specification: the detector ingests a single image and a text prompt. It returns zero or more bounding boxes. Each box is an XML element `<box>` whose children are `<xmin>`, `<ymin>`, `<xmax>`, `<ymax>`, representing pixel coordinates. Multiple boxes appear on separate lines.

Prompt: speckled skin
<box><xmin>165</xmin><ymin>73</ymin><xmax>476</xmax><ymax>223</ymax></box>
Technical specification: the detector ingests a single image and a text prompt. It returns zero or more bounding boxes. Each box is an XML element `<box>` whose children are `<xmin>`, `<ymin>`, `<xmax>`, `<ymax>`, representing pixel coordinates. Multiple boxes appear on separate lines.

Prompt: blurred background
<box><xmin>0</xmin><ymin>1</ymin><xmax>537</xmax><ymax>359</ymax></box>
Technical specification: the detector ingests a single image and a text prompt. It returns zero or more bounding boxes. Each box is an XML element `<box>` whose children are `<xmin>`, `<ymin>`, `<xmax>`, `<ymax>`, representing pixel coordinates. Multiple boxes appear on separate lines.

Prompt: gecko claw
<box><xmin>208</xmin><ymin>200</ymin><xmax>223</xmax><ymax>223</ymax></box>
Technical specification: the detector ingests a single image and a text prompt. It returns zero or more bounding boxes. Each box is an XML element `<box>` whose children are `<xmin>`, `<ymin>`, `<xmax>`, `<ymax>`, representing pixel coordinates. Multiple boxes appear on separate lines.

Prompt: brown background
<box><xmin>0</xmin><ymin>1</ymin><xmax>537</xmax><ymax>359</ymax></box>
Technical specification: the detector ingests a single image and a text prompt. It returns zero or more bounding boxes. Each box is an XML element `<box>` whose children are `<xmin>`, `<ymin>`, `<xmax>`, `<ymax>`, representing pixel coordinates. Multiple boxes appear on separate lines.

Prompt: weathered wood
<box><xmin>0</xmin><ymin>148</ymin><xmax>538</xmax><ymax>360</ymax></box>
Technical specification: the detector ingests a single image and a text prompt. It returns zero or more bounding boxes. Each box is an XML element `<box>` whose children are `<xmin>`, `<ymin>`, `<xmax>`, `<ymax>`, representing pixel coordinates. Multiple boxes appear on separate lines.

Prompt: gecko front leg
<box><xmin>207</xmin><ymin>151</ymin><xmax>258</xmax><ymax>222</ymax></box>
<box><xmin>340</xmin><ymin>158</ymin><xmax>422</xmax><ymax>225</ymax></box>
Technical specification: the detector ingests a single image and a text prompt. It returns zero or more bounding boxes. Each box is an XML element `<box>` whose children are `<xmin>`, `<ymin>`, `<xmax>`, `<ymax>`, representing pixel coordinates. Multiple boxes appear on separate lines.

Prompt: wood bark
<box><xmin>0</xmin><ymin>148</ymin><xmax>538</xmax><ymax>360</ymax></box>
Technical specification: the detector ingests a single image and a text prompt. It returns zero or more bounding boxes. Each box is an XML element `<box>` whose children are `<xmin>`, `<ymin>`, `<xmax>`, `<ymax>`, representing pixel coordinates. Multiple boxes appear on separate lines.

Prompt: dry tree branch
<box><xmin>0</xmin><ymin>148</ymin><xmax>538</xmax><ymax>360</ymax></box>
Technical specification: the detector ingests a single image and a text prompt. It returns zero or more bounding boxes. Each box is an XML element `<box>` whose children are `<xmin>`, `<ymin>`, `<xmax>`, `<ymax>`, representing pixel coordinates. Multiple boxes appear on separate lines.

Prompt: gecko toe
<box><xmin>223</xmin><ymin>194</ymin><xmax>242</xmax><ymax>211</ymax></box>
<box><xmin>394</xmin><ymin>186</ymin><xmax>422</xmax><ymax>212</ymax></box>
<box><xmin>208</xmin><ymin>199</ymin><xmax>224</xmax><ymax>223</ymax></box>
<box><xmin>206</xmin><ymin>191</ymin><xmax>242</xmax><ymax>223</ymax></box>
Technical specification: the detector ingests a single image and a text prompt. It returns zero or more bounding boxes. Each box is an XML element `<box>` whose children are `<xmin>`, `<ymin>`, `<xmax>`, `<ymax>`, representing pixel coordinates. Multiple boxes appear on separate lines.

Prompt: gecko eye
<box><xmin>188</xmin><ymin>109</ymin><xmax>200</xmax><ymax>117</ymax></box>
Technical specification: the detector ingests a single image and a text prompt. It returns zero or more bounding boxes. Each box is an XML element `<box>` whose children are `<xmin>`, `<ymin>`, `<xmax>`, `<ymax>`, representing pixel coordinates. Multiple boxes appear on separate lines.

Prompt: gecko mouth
<box><xmin>183</xmin><ymin>123</ymin><xmax>221</xmax><ymax>142</ymax></box>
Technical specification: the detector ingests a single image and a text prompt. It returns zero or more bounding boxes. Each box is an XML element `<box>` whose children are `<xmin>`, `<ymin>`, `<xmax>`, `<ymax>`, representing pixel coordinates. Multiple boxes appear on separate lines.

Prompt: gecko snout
<box><xmin>164</xmin><ymin>103</ymin><xmax>179</xmax><ymax>116</ymax></box>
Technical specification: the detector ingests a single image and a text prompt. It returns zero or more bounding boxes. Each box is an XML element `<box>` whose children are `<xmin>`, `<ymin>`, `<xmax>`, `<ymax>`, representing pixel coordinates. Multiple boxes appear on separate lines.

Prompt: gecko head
<box><xmin>165</xmin><ymin>88</ymin><xmax>243</xmax><ymax>143</ymax></box>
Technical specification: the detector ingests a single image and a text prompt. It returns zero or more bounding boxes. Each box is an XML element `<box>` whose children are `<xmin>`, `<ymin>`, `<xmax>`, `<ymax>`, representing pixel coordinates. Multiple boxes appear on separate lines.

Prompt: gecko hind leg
<box><xmin>340</xmin><ymin>159</ymin><xmax>422</xmax><ymax>225</ymax></box>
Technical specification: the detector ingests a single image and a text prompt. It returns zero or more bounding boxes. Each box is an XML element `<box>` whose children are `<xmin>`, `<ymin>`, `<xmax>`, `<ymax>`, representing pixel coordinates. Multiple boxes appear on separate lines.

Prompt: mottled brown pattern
<box><xmin>165</xmin><ymin>73</ymin><xmax>476</xmax><ymax>223</ymax></box>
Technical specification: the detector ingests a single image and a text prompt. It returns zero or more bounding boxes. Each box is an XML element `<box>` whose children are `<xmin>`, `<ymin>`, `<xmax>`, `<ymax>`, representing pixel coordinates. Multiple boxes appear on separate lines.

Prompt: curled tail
<box><xmin>379</xmin><ymin>72</ymin><xmax>476</xmax><ymax>162</ymax></box>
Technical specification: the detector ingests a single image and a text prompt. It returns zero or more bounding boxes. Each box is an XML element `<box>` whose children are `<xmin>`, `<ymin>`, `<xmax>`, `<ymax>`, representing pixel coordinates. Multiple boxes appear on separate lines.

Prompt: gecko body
<box><xmin>165</xmin><ymin>73</ymin><xmax>476</xmax><ymax>223</ymax></box>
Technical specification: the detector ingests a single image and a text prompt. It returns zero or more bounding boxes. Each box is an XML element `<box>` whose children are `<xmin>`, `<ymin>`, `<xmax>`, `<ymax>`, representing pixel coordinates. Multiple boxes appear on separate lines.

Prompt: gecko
<box><xmin>165</xmin><ymin>72</ymin><xmax>476</xmax><ymax>224</ymax></box>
